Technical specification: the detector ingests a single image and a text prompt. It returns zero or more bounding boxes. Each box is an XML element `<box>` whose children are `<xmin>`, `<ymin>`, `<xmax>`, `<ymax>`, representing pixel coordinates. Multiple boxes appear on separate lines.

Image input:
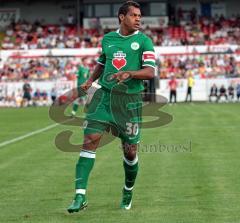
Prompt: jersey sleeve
<box><xmin>97</xmin><ymin>38</ymin><xmax>106</xmax><ymax>66</ymax></box>
<box><xmin>142</xmin><ymin>37</ymin><xmax>156</xmax><ymax>69</ymax></box>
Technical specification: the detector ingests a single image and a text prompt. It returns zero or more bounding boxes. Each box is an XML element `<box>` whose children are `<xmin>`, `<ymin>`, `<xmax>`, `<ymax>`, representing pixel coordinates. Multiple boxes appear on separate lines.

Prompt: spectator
<box><xmin>51</xmin><ymin>88</ymin><xmax>57</xmax><ymax>104</ymax></box>
<box><xmin>0</xmin><ymin>56</ymin><xmax>99</xmax><ymax>81</ymax></box>
<box><xmin>0</xmin><ymin>88</ymin><xmax>4</xmax><ymax>102</ymax></box>
<box><xmin>67</xmin><ymin>14</ymin><xmax>74</xmax><ymax>25</ymax></box>
<box><xmin>41</xmin><ymin>90</ymin><xmax>48</xmax><ymax>106</ymax></box>
<box><xmin>33</xmin><ymin>88</ymin><xmax>41</xmax><ymax>106</ymax></box>
<box><xmin>15</xmin><ymin>89</ymin><xmax>23</xmax><ymax>107</ymax></box>
<box><xmin>236</xmin><ymin>84</ymin><xmax>240</xmax><ymax>101</ymax></box>
<box><xmin>1</xmin><ymin>14</ymin><xmax>240</xmax><ymax>50</ymax></box>
<box><xmin>159</xmin><ymin>54</ymin><xmax>240</xmax><ymax>79</ymax></box>
<box><xmin>218</xmin><ymin>85</ymin><xmax>228</xmax><ymax>102</ymax></box>
<box><xmin>228</xmin><ymin>84</ymin><xmax>235</xmax><ymax>101</ymax></box>
<box><xmin>209</xmin><ymin>84</ymin><xmax>218</xmax><ymax>102</ymax></box>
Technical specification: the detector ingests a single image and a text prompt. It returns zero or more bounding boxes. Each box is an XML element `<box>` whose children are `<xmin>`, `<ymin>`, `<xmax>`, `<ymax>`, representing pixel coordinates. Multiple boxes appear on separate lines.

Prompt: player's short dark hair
<box><xmin>82</xmin><ymin>57</ymin><xmax>87</xmax><ymax>62</ymax></box>
<box><xmin>118</xmin><ymin>1</ymin><xmax>140</xmax><ymax>24</ymax></box>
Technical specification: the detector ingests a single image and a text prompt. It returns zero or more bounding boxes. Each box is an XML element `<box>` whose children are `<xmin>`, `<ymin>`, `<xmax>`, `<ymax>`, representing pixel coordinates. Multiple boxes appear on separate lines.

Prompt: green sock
<box><xmin>123</xmin><ymin>156</ymin><xmax>139</xmax><ymax>191</ymax></box>
<box><xmin>75</xmin><ymin>150</ymin><xmax>96</xmax><ymax>195</ymax></box>
<box><xmin>72</xmin><ymin>102</ymin><xmax>79</xmax><ymax>114</ymax></box>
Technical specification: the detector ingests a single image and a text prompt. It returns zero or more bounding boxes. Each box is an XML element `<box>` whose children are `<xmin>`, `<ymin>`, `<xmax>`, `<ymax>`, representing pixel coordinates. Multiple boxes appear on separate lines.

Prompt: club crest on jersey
<box><xmin>112</xmin><ymin>51</ymin><xmax>127</xmax><ymax>70</ymax></box>
<box><xmin>131</xmin><ymin>42</ymin><xmax>140</xmax><ymax>50</ymax></box>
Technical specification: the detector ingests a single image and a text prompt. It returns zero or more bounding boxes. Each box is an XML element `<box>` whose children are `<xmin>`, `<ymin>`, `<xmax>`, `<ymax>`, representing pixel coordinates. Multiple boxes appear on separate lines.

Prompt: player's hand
<box><xmin>53</xmin><ymin>89</ymin><xmax>76</xmax><ymax>106</ymax></box>
<box><xmin>111</xmin><ymin>71</ymin><xmax>131</xmax><ymax>83</ymax></box>
<box><xmin>81</xmin><ymin>79</ymin><xmax>93</xmax><ymax>92</ymax></box>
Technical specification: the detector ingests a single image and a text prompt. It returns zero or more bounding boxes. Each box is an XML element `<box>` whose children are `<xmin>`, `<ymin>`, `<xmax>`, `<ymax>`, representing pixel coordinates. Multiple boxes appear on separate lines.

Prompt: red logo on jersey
<box><xmin>112</xmin><ymin>51</ymin><xmax>127</xmax><ymax>70</ymax></box>
<box><xmin>112</xmin><ymin>58</ymin><xmax>126</xmax><ymax>70</ymax></box>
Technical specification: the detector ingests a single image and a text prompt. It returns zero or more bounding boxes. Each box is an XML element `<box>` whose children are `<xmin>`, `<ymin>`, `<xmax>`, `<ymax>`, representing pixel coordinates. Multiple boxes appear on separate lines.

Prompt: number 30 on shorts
<box><xmin>125</xmin><ymin>123</ymin><xmax>139</xmax><ymax>135</ymax></box>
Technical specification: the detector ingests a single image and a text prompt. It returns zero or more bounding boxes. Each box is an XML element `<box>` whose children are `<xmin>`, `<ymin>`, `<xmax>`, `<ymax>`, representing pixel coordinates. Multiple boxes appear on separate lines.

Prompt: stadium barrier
<box><xmin>157</xmin><ymin>78</ymin><xmax>240</xmax><ymax>102</ymax></box>
<box><xmin>0</xmin><ymin>78</ymin><xmax>239</xmax><ymax>106</ymax></box>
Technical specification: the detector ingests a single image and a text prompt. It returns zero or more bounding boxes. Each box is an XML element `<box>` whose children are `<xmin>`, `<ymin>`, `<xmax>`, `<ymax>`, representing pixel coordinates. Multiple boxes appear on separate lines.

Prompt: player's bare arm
<box><xmin>111</xmin><ymin>66</ymin><xmax>154</xmax><ymax>83</ymax></box>
<box><xmin>81</xmin><ymin>63</ymin><xmax>104</xmax><ymax>91</ymax></box>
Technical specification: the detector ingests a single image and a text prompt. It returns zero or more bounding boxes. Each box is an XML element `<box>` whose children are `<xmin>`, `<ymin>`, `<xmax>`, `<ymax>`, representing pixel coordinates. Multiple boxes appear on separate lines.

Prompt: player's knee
<box><xmin>123</xmin><ymin>143</ymin><xmax>137</xmax><ymax>161</ymax></box>
<box><xmin>83</xmin><ymin>134</ymin><xmax>101</xmax><ymax>150</ymax></box>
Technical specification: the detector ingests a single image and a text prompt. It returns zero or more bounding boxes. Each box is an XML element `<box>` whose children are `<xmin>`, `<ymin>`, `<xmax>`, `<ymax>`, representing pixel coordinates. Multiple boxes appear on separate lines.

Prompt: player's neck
<box><xmin>119</xmin><ymin>26</ymin><xmax>136</xmax><ymax>36</ymax></box>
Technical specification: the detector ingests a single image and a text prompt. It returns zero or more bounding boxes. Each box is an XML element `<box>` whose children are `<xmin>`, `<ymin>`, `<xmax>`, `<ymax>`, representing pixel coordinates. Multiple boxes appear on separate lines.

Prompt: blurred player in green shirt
<box><xmin>67</xmin><ymin>1</ymin><xmax>155</xmax><ymax>213</ymax></box>
<box><xmin>71</xmin><ymin>57</ymin><xmax>90</xmax><ymax>116</ymax></box>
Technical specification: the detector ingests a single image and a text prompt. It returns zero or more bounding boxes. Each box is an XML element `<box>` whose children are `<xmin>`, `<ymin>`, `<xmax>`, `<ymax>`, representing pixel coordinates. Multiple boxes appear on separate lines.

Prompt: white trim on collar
<box><xmin>116</xmin><ymin>29</ymin><xmax>139</xmax><ymax>37</ymax></box>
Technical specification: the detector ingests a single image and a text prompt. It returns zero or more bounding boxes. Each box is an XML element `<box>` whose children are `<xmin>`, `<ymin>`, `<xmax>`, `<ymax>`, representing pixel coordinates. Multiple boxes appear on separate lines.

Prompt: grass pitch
<box><xmin>0</xmin><ymin>103</ymin><xmax>240</xmax><ymax>223</ymax></box>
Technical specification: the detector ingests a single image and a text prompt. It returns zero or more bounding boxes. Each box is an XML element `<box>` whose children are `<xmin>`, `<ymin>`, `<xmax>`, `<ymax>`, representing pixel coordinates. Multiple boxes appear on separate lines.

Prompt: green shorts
<box><xmin>84</xmin><ymin>87</ymin><xmax>142</xmax><ymax>144</ymax></box>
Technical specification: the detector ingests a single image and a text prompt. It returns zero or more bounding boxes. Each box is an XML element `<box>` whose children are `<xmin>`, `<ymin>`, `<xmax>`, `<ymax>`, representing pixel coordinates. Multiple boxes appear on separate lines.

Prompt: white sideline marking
<box><xmin>0</xmin><ymin>123</ymin><xmax>59</xmax><ymax>148</ymax></box>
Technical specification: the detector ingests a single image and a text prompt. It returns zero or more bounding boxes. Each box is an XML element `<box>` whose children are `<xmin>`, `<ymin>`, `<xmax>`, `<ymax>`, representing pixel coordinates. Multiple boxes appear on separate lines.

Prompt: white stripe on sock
<box><xmin>80</xmin><ymin>150</ymin><xmax>96</xmax><ymax>159</ymax></box>
<box><xmin>76</xmin><ymin>189</ymin><xmax>86</xmax><ymax>195</ymax></box>
<box><xmin>123</xmin><ymin>155</ymin><xmax>138</xmax><ymax>166</ymax></box>
<box><xmin>81</xmin><ymin>149</ymin><xmax>96</xmax><ymax>154</ymax></box>
<box><xmin>124</xmin><ymin>185</ymin><xmax>134</xmax><ymax>191</ymax></box>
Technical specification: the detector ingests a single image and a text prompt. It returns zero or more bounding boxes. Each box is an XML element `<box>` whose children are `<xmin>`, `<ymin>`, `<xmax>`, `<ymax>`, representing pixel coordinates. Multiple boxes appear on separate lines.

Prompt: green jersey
<box><xmin>97</xmin><ymin>29</ymin><xmax>155</xmax><ymax>93</ymax></box>
<box><xmin>76</xmin><ymin>65</ymin><xmax>90</xmax><ymax>87</ymax></box>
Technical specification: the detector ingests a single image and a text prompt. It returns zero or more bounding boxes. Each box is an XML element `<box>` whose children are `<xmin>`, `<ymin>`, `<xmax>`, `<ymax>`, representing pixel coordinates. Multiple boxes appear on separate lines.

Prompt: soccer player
<box><xmin>67</xmin><ymin>1</ymin><xmax>155</xmax><ymax>212</ymax></box>
<box><xmin>71</xmin><ymin>57</ymin><xmax>90</xmax><ymax>116</ymax></box>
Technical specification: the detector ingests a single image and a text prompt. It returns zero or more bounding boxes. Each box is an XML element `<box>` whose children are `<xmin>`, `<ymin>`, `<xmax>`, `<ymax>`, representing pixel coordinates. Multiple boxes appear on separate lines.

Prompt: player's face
<box><xmin>122</xmin><ymin>6</ymin><xmax>141</xmax><ymax>32</ymax></box>
<box><xmin>82</xmin><ymin>60</ymin><xmax>87</xmax><ymax>66</ymax></box>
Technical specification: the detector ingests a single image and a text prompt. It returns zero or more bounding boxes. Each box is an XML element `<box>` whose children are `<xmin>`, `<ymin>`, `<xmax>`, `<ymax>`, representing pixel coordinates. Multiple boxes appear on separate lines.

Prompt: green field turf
<box><xmin>0</xmin><ymin>103</ymin><xmax>240</xmax><ymax>223</ymax></box>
